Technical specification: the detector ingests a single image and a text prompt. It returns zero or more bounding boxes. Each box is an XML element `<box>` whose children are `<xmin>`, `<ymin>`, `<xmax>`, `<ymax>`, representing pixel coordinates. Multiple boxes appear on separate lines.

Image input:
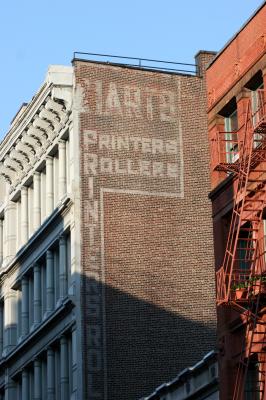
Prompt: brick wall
<box><xmin>207</xmin><ymin>4</ymin><xmax>266</xmax><ymax>399</ymax></box>
<box><xmin>207</xmin><ymin>4</ymin><xmax>266</xmax><ymax>111</ymax></box>
<box><xmin>74</xmin><ymin>55</ymin><xmax>216</xmax><ymax>400</ymax></box>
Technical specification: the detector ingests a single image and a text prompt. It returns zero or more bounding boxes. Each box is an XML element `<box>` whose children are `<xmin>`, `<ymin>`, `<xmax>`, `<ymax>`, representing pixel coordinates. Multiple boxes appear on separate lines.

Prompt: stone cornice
<box><xmin>0</xmin><ymin>83</ymin><xmax>50</xmax><ymax>157</ymax></box>
<box><xmin>0</xmin><ymin>68</ymin><xmax>73</xmax><ymax>193</ymax></box>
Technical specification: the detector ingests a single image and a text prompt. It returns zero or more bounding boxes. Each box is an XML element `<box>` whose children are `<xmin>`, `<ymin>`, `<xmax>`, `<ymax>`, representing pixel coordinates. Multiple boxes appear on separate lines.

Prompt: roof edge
<box><xmin>207</xmin><ymin>0</ymin><xmax>266</xmax><ymax>69</ymax></box>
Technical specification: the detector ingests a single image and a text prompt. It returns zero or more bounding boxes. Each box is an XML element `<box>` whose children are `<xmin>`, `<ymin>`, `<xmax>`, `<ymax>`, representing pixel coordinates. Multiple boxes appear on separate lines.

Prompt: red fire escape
<box><xmin>213</xmin><ymin>90</ymin><xmax>266</xmax><ymax>399</ymax></box>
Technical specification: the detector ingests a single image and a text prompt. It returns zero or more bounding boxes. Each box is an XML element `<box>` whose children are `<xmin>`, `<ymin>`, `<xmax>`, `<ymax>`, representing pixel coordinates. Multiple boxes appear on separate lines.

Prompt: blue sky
<box><xmin>0</xmin><ymin>0</ymin><xmax>264</xmax><ymax>139</ymax></box>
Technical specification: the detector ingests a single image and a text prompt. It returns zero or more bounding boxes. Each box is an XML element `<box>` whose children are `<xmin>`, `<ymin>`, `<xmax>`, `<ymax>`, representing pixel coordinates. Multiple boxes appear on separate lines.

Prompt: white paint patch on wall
<box><xmin>82</xmin><ymin>79</ymin><xmax>184</xmax><ymax>197</ymax></box>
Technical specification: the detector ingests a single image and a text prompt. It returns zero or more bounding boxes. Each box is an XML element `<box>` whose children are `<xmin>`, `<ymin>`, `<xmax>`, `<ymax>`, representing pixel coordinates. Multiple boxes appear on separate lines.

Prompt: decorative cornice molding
<box><xmin>27</xmin><ymin>125</ymin><xmax>48</xmax><ymax>143</ymax></box>
<box><xmin>22</xmin><ymin>135</ymin><xmax>42</xmax><ymax>156</ymax></box>
<box><xmin>15</xmin><ymin>142</ymin><xmax>35</xmax><ymax>164</ymax></box>
<box><xmin>0</xmin><ymin>94</ymin><xmax>71</xmax><ymax>192</ymax></box>
<box><xmin>9</xmin><ymin>149</ymin><xmax>31</xmax><ymax>177</ymax></box>
<box><xmin>0</xmin><ymin>164</ymin><xmax>15</xmax><ymax>185</ymax></box>
<box><xmin>0</xmin><ymin>65</ymin><xmax>73</xmax><ymax>194</ymax></box>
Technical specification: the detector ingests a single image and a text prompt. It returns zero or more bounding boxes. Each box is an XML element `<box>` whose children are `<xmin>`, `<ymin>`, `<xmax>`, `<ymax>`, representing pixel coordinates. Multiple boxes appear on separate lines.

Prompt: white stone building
<box><xmin>0</xmin><ymin>65</ymin><xmax>81</xmax><ymax>399</ymax></box>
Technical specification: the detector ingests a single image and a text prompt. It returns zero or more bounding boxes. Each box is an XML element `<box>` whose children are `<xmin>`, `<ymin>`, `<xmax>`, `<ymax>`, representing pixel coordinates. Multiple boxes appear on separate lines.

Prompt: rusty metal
<box><xmin>213</xmin><ymin>90</ymin><xmax>266</xmax><ymax>398</ymax></box>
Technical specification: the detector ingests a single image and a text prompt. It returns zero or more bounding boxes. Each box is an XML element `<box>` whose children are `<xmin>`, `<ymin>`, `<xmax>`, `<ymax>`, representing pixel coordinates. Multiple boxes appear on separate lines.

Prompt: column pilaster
<box><xmin>46</xmin><ymin>156</ymin><xmax>54</xmax><ymax>215</ymax></box>
<box><xmin>34</xmin><ymin>358</ymin><xmax>42</xmax><ymax>400</ymax></box>
<box><xmin>58</xmin><ymin>235</ymin><xmax>67</xmax><ymax>304</ymax></box>
<box><xmin>0</xmin><ymin>220</ymin><xmax>3</xmax><ymax>266</ymax></box>
<box><xmin>21</xmin><ymin>186</ymin><xmax>28</xmax><ymax>244</ymax></box>
<box><xmin>45</xmin><ymin>250</ymin><xmax>54</xmax><ymax>317</ymax></box>
<box><xmin>21</xmin><ymin>276</ymin><xmax>29</xmax><ymax>338</ymax></box>
<box><xmin>3</xmin><ymin>290</ymin><xmax>17</xmax><ymax>354</ymax></box>
<box><xmin>4</xmin><ymin>370</ymin><xmax>16</xmax><ymax>400</ymax></box>
<box><xmin>72</xmin><ymin>327</ymin><xmax>77</xmax><ymax>396</ymax></box>
<box><xmin>47</xmin><ymin>347</ymin><xmax>55</xmax><ymax>400</ymax></box>
<box><xmin>58</xmin><ymin>140</ymin><xmax>66</xmax><ymax>200</ymax></box>
<box><xmin>60</xmin><ymin>335</ymin><xmax>69</xmax><ymax>399</ymax></box>
<box><xmin>5</xmin><ymin>201</ymin><xmax>16</xmax><ymax>262</ymax></box>
<box><xmin>22</xmin><ymin>369</ymin><xmax>29</xmax><ymax>400</ymax></box>
<box><xmin>0</xmin><ymin>303</ymin><xmax>3</xmax><ymax>356</ymax></box>
<box><xmin>33</xmin><ymin>263</ymin><xmax>41</xmax><ymax>329</ymax></box>
<box><xmin>33</xmin><ymin>172</ymin><xmax>41</xmax><ymax>231</ymax></box>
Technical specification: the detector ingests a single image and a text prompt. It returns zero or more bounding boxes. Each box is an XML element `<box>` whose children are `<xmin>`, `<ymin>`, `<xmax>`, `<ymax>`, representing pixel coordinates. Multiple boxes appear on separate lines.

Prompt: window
<box><xmin>251</xmin><ymin>84</ymin><xmax>264</xmax><ymax>126</ymax></box>
<box><xmin>225</xmin><ymin>109</ymin><xmax>238</xmax><ymax>163</ymax></box>
<box><xmin>237</xmin><ymin>224</ymin><xmax>253</xmax><ymax>273</ymax></box>
<box><xmin>219</xmin><ymin>98</ymin><xmax>239</xmax><ymax>164</ymax></box>
<box><xmin>244</xmin><ymin>359</ymin><xmax>260</xmax><ymax>400</ymax></box>
<box><xmin>251</xmin><ymin>84</ymin><xmax>264</xmax><ymax>151</ymax></box>
<box><xmin>245</xmin><ymin>71</ymin><xmax>264</xmax><ymax>147</ymax></box>
<box><xmin>246</xmin><ymin>71</ymin><xmax>264</xmax><ymax>125</ymax></box>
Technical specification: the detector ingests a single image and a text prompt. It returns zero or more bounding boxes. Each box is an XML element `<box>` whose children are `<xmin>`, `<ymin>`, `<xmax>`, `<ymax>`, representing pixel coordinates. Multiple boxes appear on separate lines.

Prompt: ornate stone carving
<box><xmin>33</xmin><ymin>117</ymin><xmax>54</xmax><ymax>141</ymax></box>
<box><xmin>46</xmin><ymin>97</ymin><xmax>68</xmax><ymax>125</ymax></box>
<box><xmin>1</xmin><ymin>87</ymin><xmax>70</xmax><ymax>193</ymax></box>
<box><xmin>33</xmin><ymin>117</ymin><xmax>50</xmax><ymax>131</ymax></box>
<box><xmin>0</xmin><ymin>163</ymin><xmax>16</xmax><ymax>185</ymax></box>
<box><xmin>4</xmin><ymin>157</ymin><xmax>24</xmax><ymax>185</ymax></box>
<box><xmin>45</xmin><ymin>98</ymin><xmax>65</xmax><ymax>114</ymax></box>
<box><xmin>39</xmin><ymin>108</ymin><xmax>61</xmax><ymax>132</ymax></box>
<box><xmin>22</xmin><ymin>135</ymin><xmax>43</xmax><ymax>156</ymax></box>
<box><xmin>27</xmin><ymin>125</ymin><xmax>49</xmax><ymax>145</ymax></box>
<box><xmin>10</xmin><ymin>149</ymin><xmax>31</xmax><ymax>173</ymax></box>
<box><xmin>15</xmin><ymin>142</ymin><xmax>35</xmax><ymax>164</ymax></box>
<box><xmin>4</xmin><ymin>157</ymin><xmax>23</xmax><ymax>174</ymax></box>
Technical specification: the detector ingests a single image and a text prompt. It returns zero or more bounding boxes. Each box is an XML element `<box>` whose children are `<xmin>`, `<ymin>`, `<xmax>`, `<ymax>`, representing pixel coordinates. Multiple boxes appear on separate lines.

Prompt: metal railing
<box><xmin>211</xmin><ymin>90</ymin><xmax>266</xmax><ymax>172</ymax></box>
<box><xmin>73</xmin><ymin>52</ymin><xmax>197</xmax><ymax>74</ymax></box>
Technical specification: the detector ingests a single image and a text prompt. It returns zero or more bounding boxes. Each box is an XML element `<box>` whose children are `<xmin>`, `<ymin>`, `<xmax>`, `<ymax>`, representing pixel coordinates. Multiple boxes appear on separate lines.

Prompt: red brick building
<box><xmin>74</xmin><ymin>52</ymin><xmax>217</xmax><ymax>400</ymax></box>
<box><xmin>207</xmin><ymin>2</ymin><xmax>266</xmax><ymax>398</ymax></box>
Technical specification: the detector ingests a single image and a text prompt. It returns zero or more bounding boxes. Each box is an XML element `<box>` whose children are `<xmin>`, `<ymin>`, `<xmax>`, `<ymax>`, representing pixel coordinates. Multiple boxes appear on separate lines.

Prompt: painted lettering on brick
<box><xmin>84</xmin><ymin>147</ymin><xmax>105</xmax><ymax>399</ymax></box>
<box><xmin>80</xmin><ymin>73</ymin><xmax>184</xmax><ymax>400</ymax></box>
<box><xmin>83</xmin><ymin>131</ymin><xmax>183</xmax><ymax>196</ymax></box>
<box><xmin>86</xmin><ymin>80</ymin><xmax>177</xmax><ymax>122</ymax></box>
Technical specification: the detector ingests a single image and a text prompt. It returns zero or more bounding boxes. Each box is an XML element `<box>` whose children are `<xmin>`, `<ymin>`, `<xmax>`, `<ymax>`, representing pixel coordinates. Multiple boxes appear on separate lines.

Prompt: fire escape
<box><xmin>213</xmin><ymin>90</ymin><xmax>266</xmax><ymax>399</ymax></box>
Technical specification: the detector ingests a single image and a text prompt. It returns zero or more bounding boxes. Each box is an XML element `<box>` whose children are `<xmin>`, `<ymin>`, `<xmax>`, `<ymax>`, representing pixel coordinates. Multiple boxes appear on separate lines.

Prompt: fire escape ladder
<box><xmin>233</xmin><ymin>252</ymin><xmax>266</xmax><ymax>400</ymax></box>
<box><xmin>213</xmin><ymin>89</ymin><xmax>266</xmax><ymax>399</ymax></box>
<box><xmin>216</xmin><ymin>101</ymin><xmax>255</xmax><ymax>305</ymax></box>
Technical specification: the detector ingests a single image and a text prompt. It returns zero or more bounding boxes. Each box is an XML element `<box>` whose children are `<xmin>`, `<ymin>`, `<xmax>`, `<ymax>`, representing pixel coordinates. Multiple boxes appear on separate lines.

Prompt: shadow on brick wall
<box><xmin>82</xmin><ymin>276</ymin><xmax>216</xmax><ymax>400</ymax></box>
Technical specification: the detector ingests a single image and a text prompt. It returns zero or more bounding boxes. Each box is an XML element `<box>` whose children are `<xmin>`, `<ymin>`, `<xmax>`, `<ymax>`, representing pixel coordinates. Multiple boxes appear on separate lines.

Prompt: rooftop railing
<box><xmin>73</xmin><ymin>52</ymin><xmax>197</xmax><ymax>75</ymax></box>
